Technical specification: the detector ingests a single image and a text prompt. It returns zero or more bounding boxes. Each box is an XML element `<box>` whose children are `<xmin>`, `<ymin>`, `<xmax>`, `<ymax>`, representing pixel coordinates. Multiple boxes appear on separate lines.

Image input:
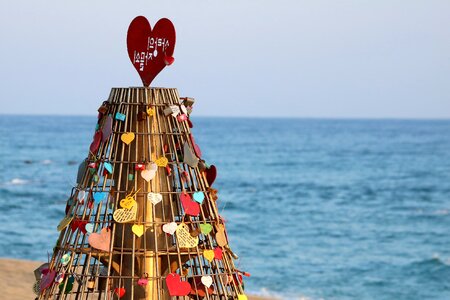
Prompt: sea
<box><xmin>0</xmin><ymin>115</ymin><xmax>449</xmax><ymax>300</ymax></box>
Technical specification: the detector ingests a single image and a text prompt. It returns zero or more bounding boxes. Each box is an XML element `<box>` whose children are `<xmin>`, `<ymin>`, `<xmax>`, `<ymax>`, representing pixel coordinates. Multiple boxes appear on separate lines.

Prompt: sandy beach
<box><xmin>0</xmin><ymin>258</ymin><xmax>275</xmax><ymax>300</ymax></box>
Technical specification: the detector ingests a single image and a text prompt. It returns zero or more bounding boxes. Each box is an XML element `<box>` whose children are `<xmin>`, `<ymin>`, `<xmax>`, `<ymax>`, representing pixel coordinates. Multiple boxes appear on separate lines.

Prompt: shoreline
<box><xmin>0</xmin><ymin>258</ymin><xmax>277</xmax><ymax>300</ymax></box>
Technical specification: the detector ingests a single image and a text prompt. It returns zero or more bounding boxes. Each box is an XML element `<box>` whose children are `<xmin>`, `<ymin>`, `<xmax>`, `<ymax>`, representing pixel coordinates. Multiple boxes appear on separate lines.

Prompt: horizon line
<box><xmin>1</xmin><ymin>113</ymin><xmax>450</xmax><ymax>121</ymax></box>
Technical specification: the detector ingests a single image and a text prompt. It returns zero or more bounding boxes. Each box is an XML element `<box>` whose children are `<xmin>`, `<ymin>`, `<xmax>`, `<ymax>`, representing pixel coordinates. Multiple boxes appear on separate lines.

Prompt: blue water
<box><xmin>1</xmin><ymin>115</ymin><xmax>450</xmax><ymax>299</ymax></box>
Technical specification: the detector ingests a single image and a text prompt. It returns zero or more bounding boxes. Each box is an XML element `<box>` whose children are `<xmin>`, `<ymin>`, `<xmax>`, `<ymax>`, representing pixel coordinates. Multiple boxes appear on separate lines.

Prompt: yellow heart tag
<box><xmin>121</xmin><ymin>132</ymin><xmax>135</xmax><ymax>145</ymax></box>
<box><xmin>176</xmin><ymin>223</ymin><xmax>199</xmax><ymax>248</ymax></box>
<box><xmin>57</xmin><ymin>216</ymin><xmax>73</xmax><ymax>231</ymax></box>
<box><xmin>238</xmin><ymin>295</ymin><xmax>248</xmax><ymax>300</ymax></box>
<box><xmin>155</xmin><ymin>156</ymin><xmax>168</xmax><ymax>167</ymax></box>
<box><xmin>147</xmin><ymin>107</ymin><xmax>155</xmax><ymax>116</ymax></box>
<box><xmin>113</xmin><ymin>204</ymin><xmax>137</xmax><ymax>223</ymax></box>
<box><xmin>120</xmin><ymin>197</ymin><xmax>136</xmax><ymax>209</ymax></box>
<box><xmin>203</xmin><ymin>249</ymin><xmax>215</xmax><ymax>262</ymax></box>
<box><xmin>132</xmin><ymin>224</ymin><xmax>145</xmax><ymax>237</ymax></box>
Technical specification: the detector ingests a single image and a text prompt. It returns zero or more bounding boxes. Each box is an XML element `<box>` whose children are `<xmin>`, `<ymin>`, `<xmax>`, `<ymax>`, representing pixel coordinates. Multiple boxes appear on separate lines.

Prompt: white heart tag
<box><xmin>77</xmin><ymin>190</ymin><xmax>86</xmax><ymax>203</ymax></box>
<box><xmin>162</xmin><ymin>222</ymin><xmax>178</xmax><ymax>235</ymax></box>
<box><xmin>141</xmin><ymin>162</ymin><xmax>157</xmax><ymax>182</ymax></box>
<box><xmin>147</xmin><ymin>192</ymin><xmax>163</xmax><ymax>205</ymax></box>
<box><xmin>201</xmin><ymin>275</ymin><xmax>213</xmax><ymax>288</ymax></box>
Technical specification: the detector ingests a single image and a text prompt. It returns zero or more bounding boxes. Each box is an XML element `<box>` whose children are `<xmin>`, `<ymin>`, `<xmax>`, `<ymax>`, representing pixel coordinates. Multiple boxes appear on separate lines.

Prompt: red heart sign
<box><xmin>166</xmin><ymin>273</ymin><xmax>191</xmax><ymax>296</ymax></box>
<box><xmin>127</xmin><ymin>16</ymin><xmax>176</xmax><ymax>87</ymax></box>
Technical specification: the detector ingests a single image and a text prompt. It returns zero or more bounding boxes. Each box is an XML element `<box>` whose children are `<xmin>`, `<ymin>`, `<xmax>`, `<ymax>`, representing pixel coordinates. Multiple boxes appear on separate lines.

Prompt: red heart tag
<box><xmin>206</xmin><ymin>165</ymin><xmax>217</xmax><ymax>186</ymax></box>
<box><xmin>214</xmin><ymin>247</ymin><xmax>223</xmax><ymax>260</ymax></box>
<box><xmin>190</xmin><ymin>134</ymin><xmax>202</xmax><ymax>158</ymax></box>
<box><xmin>90</xmin><ymin>131</ymin><xmax>102</xmax><ymax>154</ymax></box>
<box><xmin>114</xmin><ymin>287</ymin><xmax>126</xmax><ymax>298</ymax></box>
<box><xmin>70</xmin><ymin>219</ymin><xmax>88</xmax><ymax>234</ymax></box>
<box><xmin>166</xmin><ymin>273</ymin><xmax>191</xmax><ymax>296</ymax></box>
<box><xmin>40</xmin><ymin>269</ymin><xmax>56</xmax><ymax>292</ymax></box>
<box><xmin>127</xmin><ymin>16</ymin><xmax>176</xmax><ymax>87</ymax></box>
<box><xmin>180</xmin><ymin>193</ymin><xmax>200</xmax><ymax>216</ymax></box>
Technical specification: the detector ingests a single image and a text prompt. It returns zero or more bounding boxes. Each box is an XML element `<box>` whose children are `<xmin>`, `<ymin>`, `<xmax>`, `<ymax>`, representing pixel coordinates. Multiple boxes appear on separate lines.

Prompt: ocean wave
<box><xmin>42</xmin><ymin>159</ymin><xmax>52</xmax><ymax>165</ymax></box>
<box><xmin>249</xmin><ymin>288</ymin><xmax>319</xmax><ymax>300</ymax></box>
<box><xmin>7</xmin><ymin>178</ymin><xmax>29</xmax><ymax>185</ymax></box>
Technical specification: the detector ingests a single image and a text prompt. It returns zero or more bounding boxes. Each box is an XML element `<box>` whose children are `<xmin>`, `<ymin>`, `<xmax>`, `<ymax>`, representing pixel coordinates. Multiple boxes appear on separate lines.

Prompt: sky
<box><xmin>0</xmin><ymin>0</ymin><xmax>449</xmax><ymax>118</ymax></box>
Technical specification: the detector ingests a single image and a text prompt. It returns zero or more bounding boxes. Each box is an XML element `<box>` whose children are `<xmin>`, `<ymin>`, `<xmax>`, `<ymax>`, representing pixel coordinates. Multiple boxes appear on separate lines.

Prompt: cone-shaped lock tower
<box><xmin>35</xmin><ymin>16</ymin><xmax>248</xmax><ymax>300</ymax></box>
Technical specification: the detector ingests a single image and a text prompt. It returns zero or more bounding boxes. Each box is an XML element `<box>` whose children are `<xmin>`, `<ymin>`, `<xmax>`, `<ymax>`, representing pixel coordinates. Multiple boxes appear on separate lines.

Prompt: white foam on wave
<box><xmin>249</xmin><ymin>287</ymin><xmax>319</xmax><ymax>300</ymax></box>
<box><xmin>42</xmin><ymin>159</ymin><xmax>52</xmax><ymax>165</ymax></box>
<box><xmin>9</xmin><ymin>178</ymin><xmax>29</xmax><ymax>185</ymax></box>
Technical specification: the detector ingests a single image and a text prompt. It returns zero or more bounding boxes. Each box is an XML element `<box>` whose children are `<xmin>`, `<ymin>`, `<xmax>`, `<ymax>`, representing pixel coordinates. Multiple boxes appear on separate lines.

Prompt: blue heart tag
<box><xmin>115</xmin><ymin>112</ymin><xmax>126</xmax><ymax>121</ymax></box>
<box><xmin>85</xmin><ymin>223</ymin><xmax>95</xmax><ymax>233</ymax></box>
<box><xmin>193</xmin><ymin>191</ymin><xmax>205</xmax><ymax>204</ymax></box>
<box><xmin>104</xmin><ymin>162</ymin><xmax>113</xmax><ymax>174</ymax></box>
<box><xmin>93</xmin><ymin>192</ymin><xmax>107</xmax><ymax>204</ymax></box>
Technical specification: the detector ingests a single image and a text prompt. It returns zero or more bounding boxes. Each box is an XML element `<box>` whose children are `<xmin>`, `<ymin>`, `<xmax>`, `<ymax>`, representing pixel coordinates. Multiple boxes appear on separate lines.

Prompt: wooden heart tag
<box><xmin>127</xmin><ymin>16</ymin><xmax>176</xmax><ymax>87</ymax></box>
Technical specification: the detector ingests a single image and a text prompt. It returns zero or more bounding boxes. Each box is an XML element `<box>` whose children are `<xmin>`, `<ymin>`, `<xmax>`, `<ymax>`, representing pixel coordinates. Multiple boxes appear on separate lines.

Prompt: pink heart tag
<box><xmin>88</xmin><ymin>227</ymin><xmax>111</xmax><ymax>252</ymax></box>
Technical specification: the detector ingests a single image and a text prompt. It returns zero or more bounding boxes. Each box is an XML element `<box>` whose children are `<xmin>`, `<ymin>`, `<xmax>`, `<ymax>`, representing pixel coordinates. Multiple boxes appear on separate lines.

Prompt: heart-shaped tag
<box><xmin>93</xmin><ymin>192</ymin><xmax>107</xmax><ymax>204</ymax></box>
<box><xmin>90</xmin><ymin>131</ymin><xmax>102</xmax><ymax>154</ymax></box>
<box><xmin>141</xmin><ymin>162</ymin><xmax>157</xmax><ymax>182</ymax></box>
<box><xmin>215</xmin><ymin>223</ymin><xmax>228</xmax><ymax>247</ymax></box>
<box><xmin>220</xmin><ymin>274</ymin><xmax>229</xmax><ymax>285</ymax></box>
<box><xmin>120</xmin><ymin>197</ymin><xmax>136</xmax><ymax>209</ymax></box>
<box><xmin>58</xmin><ymin>276</ymin><xmax>74</xmax><ymax>294</ymax></box>
<box><xmin>155</xmin><ymin>156</ymin><xmax>168</xmax><ymax>167</ymax></box>
<box><xmin>127</xmin><ymin>16</ymin><xmax>176</xmax><ymax>87</ymax></box>
<box><xmin>214</xmin><ymin>247</ymin><xmax>223</xmax><ymax>260</ymax></box>
<box><xmin>163</xmin><ymin>105</ymin><xmax>180</xmax><ymax>117</ymax></box>
<box><xmin>121</xmin><ymin>132</ymin><xmax>135</xmax><ymax>145</ymax></box>
<box><xmin>88</xmin><ymin>227</ymin><xmax>111</xmax><ymax>252</ymax></box>
<box><xmin>190</xmin><ymin>134</ymin><xmax>202</xmax><ymax>158</ymax></box>
<box><xmin>206</xmin><ymin>165</ymin><xmax>217</xmax><ymax>186</ymax></box>
<box><xmin>55</xmin><ymin>272</ymin><xmax>64</xmax><ymax>284</ymax></box>
<box><xmin>101</xmin><ymin>115</ymin><xmax>113</xmax><ymax>142</ymax></box>
<box><xmin>180</xmin><ymin>193</ymin><xmax>200</xmax><ymax>216</ymax></box>
<box><xmin>113</xmin><ymin>204</ymin><xmax>137</xmax><ymax>223</ymax></box>
<box><xmin>162</xmin><ymin>222</ymin><xmax>177</xmax><ymax>235</ymax></box>
<box><xmin>183</xmin><ymin>142</ymin><xmax>199</xmax><ymax>168</ymax></box>
<box><xmin>176</xmin><ymin>223</ymin><xmax>199</xmax><ymax>248</ymax></box>
<box><xmin>114</xmin><ymin>287</ymin><xmax>126</xmax><ymax>298</ymax></box>
<box><xmin>199</xmin><ymin>223</ymin><xmax>213</xmax><ymax>235</ymax></box>
<box><xmin>132</xmin><ymin>224</ymin><xmax>145</xmax><ymax>237</ymax></box>
<box><xmin>166</xmin><ymin>273</ymin><xmax>191</xmax><ymax>296</ymax></box>
<box><xmin>137</xmin><ymin>277</ymin><xmax>148</xmax><ymax>286</ymax></box>
<box><xmin>147</xmin><ymin>192</ymin><xmax>163</xmax><ymax>205</ymax></box>
<box><xmin>70</xmin><ymin>219</ymin><xmax>88</xmax><ymax>234</ymax></box>
<box><xmin>77</xmin><ymin>190</ymin><xmax>86</xmax><ymax>202</ymax></box>
<box><xmin>203</xmin><ymin>249</ymin><xmax>215</xmax><ymax>262</ymax></box>
<box><xmin>193</xmin><ymin>191</ymin><xmax>205</xmax><ymax>204</ymax></box>
<box><xmin>201</xmin><ymin>275</ymin><xmax>213</xmax><ymax>288</ymax></box>
<box><xmin>104</xmin><ymin>162</ymin><xmax>113</xmax><ymax>174</ymax></box>
<box><xmin>85</xmin><ymin>223</ymin><xmax>95</xmax><ymax>234</ymax></box>
<box><xmin>147</xmin><ymin>107</ymin><xmax>155</xmax><ymax>116</ymax></box>
<box><xmin>40</xmin><ymin>269</ymin><xmax>56</xmax><ymax>292</ymax></box>
<box><xmin>57</xmin><ymin>216</ymin><xmax>73</xmax><ymax>232</ymax></box>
